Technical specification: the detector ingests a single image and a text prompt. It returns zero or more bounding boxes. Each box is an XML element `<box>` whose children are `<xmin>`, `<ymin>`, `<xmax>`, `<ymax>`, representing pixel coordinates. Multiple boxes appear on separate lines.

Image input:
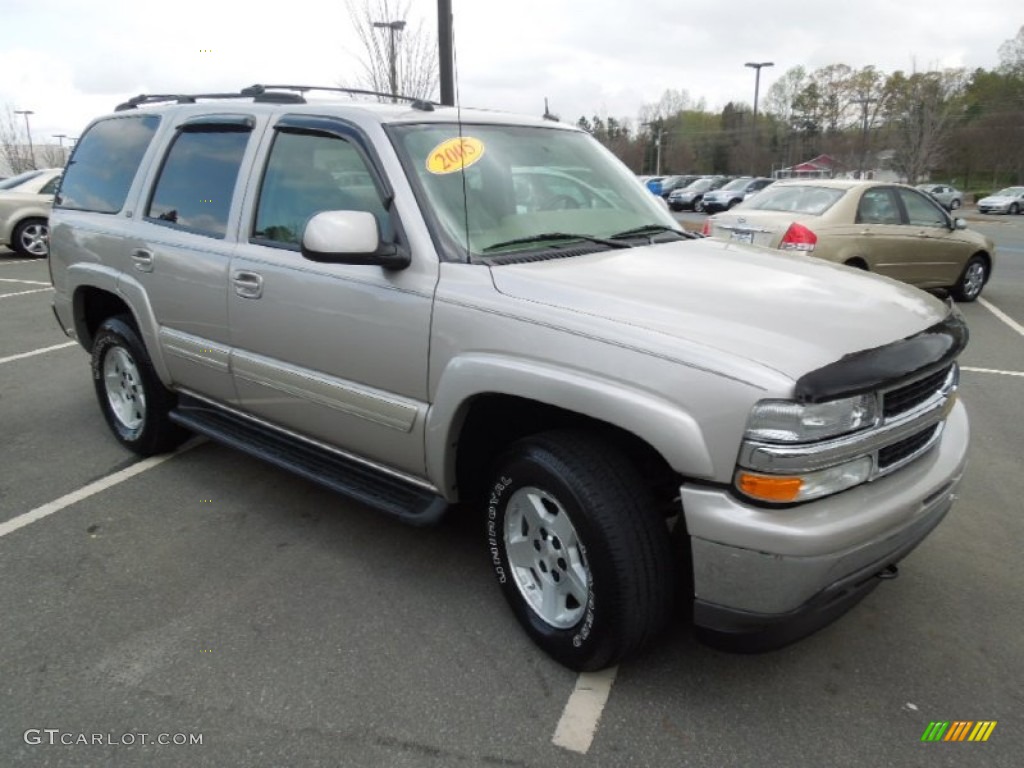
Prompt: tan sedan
<box><xmin>0</xmin><ymin>168</ymin><xmax>63</xmax><ymax>257</ymax></box>
<box><xmin>702</xmin><ymin>180</ymin><xmax>996</xmax><ymax>301</ymax></box>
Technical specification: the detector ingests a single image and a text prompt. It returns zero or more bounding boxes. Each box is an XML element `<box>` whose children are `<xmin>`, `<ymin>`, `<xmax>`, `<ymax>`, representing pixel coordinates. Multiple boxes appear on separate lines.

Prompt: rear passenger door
<box><xmin>228</xmin><ymin>116</ymin><xmax>436</xmax><ymax>479</ymax></box>
<box><xmin>130</xmin><ymin>114</ymin><xmax>258</xmax><ymax>404</ymax></box>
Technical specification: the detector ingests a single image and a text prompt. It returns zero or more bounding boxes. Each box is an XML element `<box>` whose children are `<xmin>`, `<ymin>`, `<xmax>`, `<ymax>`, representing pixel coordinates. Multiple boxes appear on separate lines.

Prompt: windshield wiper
<box><xmin>609</xmin><ymin>224</ymin><xmax>696</xmax><ymax>240</ymax></box>
<box><xmin>482</xmin><ymin>232</ymin><xmax>632</xmax><ymax>253</ymax></box>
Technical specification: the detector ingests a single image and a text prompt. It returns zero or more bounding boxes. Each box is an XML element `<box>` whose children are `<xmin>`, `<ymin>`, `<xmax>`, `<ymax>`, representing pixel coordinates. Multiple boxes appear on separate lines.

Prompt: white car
<box><xmin>976</xmin><ymin>187</ymin><xmax>1024</xmax><ymax>215</ymax></box>
<box><xmin>0</xmin><ymin>168</ymin><xmax>63</xmax><ymax>257</ymax></box>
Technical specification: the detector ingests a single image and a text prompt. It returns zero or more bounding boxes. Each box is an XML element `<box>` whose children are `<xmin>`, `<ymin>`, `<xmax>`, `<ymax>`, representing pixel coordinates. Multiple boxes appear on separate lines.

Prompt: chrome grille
<box><xmin>883</xmin><ymin>366</ymin><xmax>953</xmax><ymax>419</ymax></box>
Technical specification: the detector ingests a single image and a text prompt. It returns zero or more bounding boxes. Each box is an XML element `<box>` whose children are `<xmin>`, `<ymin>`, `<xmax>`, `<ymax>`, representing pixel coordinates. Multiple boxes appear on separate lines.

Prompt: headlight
<box><xmin>744</xmin><ymin>395</ymin><xmax>878</xmax><ymax>443</ymax></box>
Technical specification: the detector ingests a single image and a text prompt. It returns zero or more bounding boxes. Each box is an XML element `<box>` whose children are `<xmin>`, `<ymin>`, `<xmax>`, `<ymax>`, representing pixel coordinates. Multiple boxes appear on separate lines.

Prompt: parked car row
<box><xmin>701</xmin><ymin>179</ymin><xmax>995</xmax><ymax>301</ymax></box>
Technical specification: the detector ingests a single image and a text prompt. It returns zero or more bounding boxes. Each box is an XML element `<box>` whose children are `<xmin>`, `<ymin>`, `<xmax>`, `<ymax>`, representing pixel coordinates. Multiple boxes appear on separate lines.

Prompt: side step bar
<box><xmin>170</xmin><ymin>396</ymin><xmax>447</xmax><ymax>526</ymax></box>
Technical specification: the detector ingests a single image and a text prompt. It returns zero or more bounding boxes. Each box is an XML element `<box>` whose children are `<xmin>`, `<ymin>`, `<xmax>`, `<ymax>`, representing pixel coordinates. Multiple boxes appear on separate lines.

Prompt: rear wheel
<box><xmin>485</xmin><ymin>430</ymin><xmax>675</xmax><ymax>671</ymax></box>
<box><xmin>92</xmin><ymin>315</ymin><xmax>188</xmax><ymax>455</ymax></box>
<box><xmin>951</xmin><ymin>255</ymin><xmax>988</xmax><ymax>302</ymax></box>
<box><xmin>12</xmin><ymin>218</ymin><xmax>48</xmax><ymax>258</ymax></box>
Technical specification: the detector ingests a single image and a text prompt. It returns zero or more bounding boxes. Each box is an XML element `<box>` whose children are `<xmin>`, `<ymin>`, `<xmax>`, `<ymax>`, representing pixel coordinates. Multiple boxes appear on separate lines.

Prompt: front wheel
<box><xmin>1010</xmin><ymin>203</ymin><xmax>1020</xmax><ymax>215</ymax></box>
<box><xmin>951</xmin><ymin>255</ymin><xmax>988</xmax><ymax>302</ymax></box>
<box><xmin>12</xmin><ymin>218</ymin><xmax>49</xmax><ymax>258</ymax></box>
<box><xmin>485</xmin><ymin>430</ymin><xmax>675</xmax><ymax>671</ymax></box>
<box><xmin>693</xmin><ymin>197</ymin><xmax>705</xmax><ymax>213</ymax></box>
<box><xmin>92</xmin><ymin>316</ymin><xmax>188</xmax><ymax>455</ymax></box>
<box><xmin>949</xmin><ymin>199</ymin><xmax>961</xmax><ymax>210</ymax></box>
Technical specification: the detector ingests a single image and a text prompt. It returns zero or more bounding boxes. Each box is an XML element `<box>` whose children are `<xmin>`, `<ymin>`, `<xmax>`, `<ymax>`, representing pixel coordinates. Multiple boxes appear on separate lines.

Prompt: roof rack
<box><xmin>114</xmin><ymin>85</ymin><xmax>437</xmax><ymax>112</ymax></box>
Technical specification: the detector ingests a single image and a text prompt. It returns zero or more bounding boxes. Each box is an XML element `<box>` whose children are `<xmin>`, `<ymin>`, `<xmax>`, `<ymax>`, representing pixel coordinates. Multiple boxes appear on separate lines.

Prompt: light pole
<box><xmin>641</xmin><ymin>121</ymin><xmax>663</xmax><ymax>176</ymax></box>
<box><xmin>14</xmin><ymin>109</ymin><xmax>35</xmax><ymax>169</ymax></box>
<box><xmin>372</xmin><ymin>19</ymin><xmax>407</xmax><ymax>102</ymax></box>
<box><xmin>744</xmin><ymin>62</ymin><xmax>773</xmax><ymax>174</ymax></box>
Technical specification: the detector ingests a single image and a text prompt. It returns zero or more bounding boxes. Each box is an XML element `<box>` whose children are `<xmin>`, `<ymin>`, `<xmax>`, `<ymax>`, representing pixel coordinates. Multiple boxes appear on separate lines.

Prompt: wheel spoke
<box><xmin>506</xmin><ymin>535</ymin><xmax>537</xmax><ymax>568</ymax></box>
<box><xmin>546</xmin><ymin>508</ymin><xmax>577</xmax><ymax>548</ymax></box>
<box><xmin>562</xmin><ymin>558</ymin><xmax>589</xmax><ymax>604</ymax></box>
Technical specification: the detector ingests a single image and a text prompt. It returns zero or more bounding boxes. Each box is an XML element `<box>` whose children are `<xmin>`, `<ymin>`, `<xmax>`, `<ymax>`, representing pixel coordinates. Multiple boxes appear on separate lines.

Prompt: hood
<box><xmin>979</xmin><ymin>194</ymin><xmax>1016</xmax><ymax>204</ymax></box>
<box><xmin>489</xmin><ymin>239</ymin><xmax>950</xmax><ymax>381</ymax></box>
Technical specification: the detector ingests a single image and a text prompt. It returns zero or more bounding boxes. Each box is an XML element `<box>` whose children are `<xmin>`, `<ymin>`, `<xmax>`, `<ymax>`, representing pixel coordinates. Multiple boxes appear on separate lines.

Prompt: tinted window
<box><xmin>856</xmin><ymin>188</ymin><xmax>902</xmax><ymax>225</ymax></box>
<box><xmin>253</xmin><ymin>131</ymin><xmax>390</xmax><ymax>248</ymax></box>
<box><xmin>39</xmin><ymin>175</ymin><xmax>61</xmax><ymax>195</ymax></box>
<box><xmin>896</xmin><ymin>188</ymin><xmax>948</xmax><ymax>227</ymax></box>
<box><xmin>56</xmin><ymin>115</ymin><xmax>160</xmax><ymax>213</ymax></box>
<box><xmin>743</xmin><ymin>185</ymin><xmax>844</xmax><ymax>215</ymax></box>
<box><xmin>147</xmin><ymin>129</ymin><xmax>249</xmax><ymax>238</ymax></box>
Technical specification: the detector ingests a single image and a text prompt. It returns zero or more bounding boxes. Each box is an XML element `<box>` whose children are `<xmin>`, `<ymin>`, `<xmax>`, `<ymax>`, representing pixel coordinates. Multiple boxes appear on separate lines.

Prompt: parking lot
<box><xmin>1</xmin><ymin>216</ymin><xmax>1022</xmax><ymax>767</ymax></box>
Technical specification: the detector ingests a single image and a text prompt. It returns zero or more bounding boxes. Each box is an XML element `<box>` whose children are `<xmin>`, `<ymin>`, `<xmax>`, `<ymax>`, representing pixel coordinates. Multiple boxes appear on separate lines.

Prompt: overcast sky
<box><xmin>1</xmin><ymin>0</ymin><xmax>1018</xmax><ymax>144</ymax></box>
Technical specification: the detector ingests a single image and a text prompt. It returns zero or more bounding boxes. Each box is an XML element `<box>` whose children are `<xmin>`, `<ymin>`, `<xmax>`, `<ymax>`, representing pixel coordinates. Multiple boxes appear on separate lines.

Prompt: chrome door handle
<box><xmin>131</xmin><ymin>249</ymin><xmax>154</xmax><ymax>272</ymax></box>
<box><xmin>232</xmin><ymin>270</ymin><xmax>264</xmax><ymax>299</ymax></box>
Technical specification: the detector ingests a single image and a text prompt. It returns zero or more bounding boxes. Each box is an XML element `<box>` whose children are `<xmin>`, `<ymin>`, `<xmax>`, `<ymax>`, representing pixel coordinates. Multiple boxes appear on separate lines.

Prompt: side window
<box><xmin>55</xmin><ymin>115</ymin><xmax>160</xmax><ymax>213</ymax></box>
<box><xmin>856</xmin><ymin>188</ymin><xmax>901</xmax><ymax>225</ymax></box>
<box><xmin>253</xmin><ymin>131</ymin><xmax>390</xmax><ymax>248</ymax></box>
<box><xmin>39</xmin><ymin>176</ymin><xmax>62</xmax><ymax>196</ymax></box>
<box><xmin>146</xmin><ymin>128</ymin><xmax>250</xmax><ymax>238</ymax></box>
<box><xmin>896</xmin><ymin>188</ymin><xmax>947</xmax><ymax>228</ymax></box>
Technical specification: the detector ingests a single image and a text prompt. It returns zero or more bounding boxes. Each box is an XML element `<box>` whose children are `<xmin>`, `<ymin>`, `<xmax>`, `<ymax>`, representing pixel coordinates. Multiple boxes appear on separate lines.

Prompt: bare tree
<box><xmin>343</xmin><ymin>0</ymin><xmax>438</xmax><ymax>101</ymax></box>
<box><xmin>39</xmin><ymin>143</ymin><xmax>67</xmax><ymax>168</ymax></box>
<box><xmin>881</xmin><ymin>69</ymin><xmax>967</xmax><ymax>185</ymax></box>
<box><xmin>998</xmin><ymin>25</ymin><xmax>1024</xmax><ymax>77</ymax></box>
<box><xmin>0</xmin><ymin>105</ymin><xmax>34</xmax><ymax>174</ymax></box>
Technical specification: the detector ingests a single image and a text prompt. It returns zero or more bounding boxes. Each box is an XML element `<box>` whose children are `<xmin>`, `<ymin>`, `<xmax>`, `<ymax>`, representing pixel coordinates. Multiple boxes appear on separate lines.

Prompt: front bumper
<box><xmin>682</xmin><ymin>399</ymin><xmax>969</xmax><ymax>650</ymax></box>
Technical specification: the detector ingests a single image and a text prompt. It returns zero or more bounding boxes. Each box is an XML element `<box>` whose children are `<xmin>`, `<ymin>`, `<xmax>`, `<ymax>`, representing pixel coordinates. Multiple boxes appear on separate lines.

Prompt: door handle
<box><xmin>130</xmin><ymin>249</ymin><xmax>154</xmax><ymax>273</ymax></box>
<box><xmin>232</xmin><ymin>270</ymin><xmax>264</xmax><ymax>299</ymax></box>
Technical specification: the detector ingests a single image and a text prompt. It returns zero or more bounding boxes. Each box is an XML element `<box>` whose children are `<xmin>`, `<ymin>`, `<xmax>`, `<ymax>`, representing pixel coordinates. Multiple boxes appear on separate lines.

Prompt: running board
<box><xmin>170</xmin><ymin>396</ymin><xmax>447</xmax><ymax>526</ymax></box>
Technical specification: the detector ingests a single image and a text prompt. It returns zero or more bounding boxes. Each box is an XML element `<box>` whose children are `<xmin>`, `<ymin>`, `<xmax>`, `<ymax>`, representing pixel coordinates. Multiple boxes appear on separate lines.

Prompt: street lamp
<box><xmin>372</xmin><ymin>19</ymin><xmax>407</xmax><ymax>102</ymax></box>
<box><xmin>53</xmin><ymin>134</ymin><xmax>69</xmax><ymax>165</ymax></box>
<box><xmin>641</xmin><ymin>120</ymin><xmax>663</xmax><ymax>176</ymax></box>
<box><xmin>14</xmin><ymin>109</ymin><xmax>35</xmax><ymax>169</ymax></box>
<box><xmin>744</xmin><ymin>62</ymin><xmax>774</xmax><ymax>174</ymax></box>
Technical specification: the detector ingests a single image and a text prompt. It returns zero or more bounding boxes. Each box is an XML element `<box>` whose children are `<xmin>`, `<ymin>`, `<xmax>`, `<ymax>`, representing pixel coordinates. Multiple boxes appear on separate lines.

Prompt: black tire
<box><xmin>11</xmin><ymin>217</ymin><xmax>49</xmax><ymax>258</ymax></box>
<box><xmin>950</xmin><ymin>255</ymin><xmax>988</xmax><ymax>302</ymax></box>
<box><xmin>484</xmin><ymin>430</ymin><xmax>675</xmax><ymax>671</ymax></box>
<box><xmin>1010</xmin><ymin>203</ymin><xmax>1020</xmax><ymax>215</ymax></box>
<box><xmin>949</xmin><ymin>199</ymin><xmax>961</xmax><ymax>211</ymax></box>
<box><xmin>693</xmin><ymin>197</ymin><xmax>705</xmax><ymax>213</ymax></box>
<box><xmin>92</xmin><ymin>315</ymin><xmax>187</xmax><ymax>455</ymax></box>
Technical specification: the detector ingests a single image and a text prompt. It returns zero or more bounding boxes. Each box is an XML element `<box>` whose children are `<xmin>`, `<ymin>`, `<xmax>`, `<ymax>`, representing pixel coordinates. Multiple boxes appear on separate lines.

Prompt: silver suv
<box><xmin>49</xmin><ymin>85</ymin><xmax>970</xmax><ymax>671</ymax></box>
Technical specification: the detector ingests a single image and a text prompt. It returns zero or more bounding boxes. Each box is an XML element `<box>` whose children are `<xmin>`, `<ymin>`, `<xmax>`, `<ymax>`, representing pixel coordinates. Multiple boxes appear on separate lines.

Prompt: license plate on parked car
<box><xmin>730</xmin><ymin>231</ymin><xmax>754</xmax><ymax>244</ymax></box>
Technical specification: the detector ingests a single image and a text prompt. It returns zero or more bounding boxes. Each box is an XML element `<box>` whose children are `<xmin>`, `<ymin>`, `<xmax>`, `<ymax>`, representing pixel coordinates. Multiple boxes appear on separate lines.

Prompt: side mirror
<box><xmin>301</xmin><ymin>210</ymin><xmax>410</xmax><ymax>270</ymax></box>
<box><xmin>953</xmin><ymin>218</ymin><xmax>967</xmax><ymax>230</ymax></box>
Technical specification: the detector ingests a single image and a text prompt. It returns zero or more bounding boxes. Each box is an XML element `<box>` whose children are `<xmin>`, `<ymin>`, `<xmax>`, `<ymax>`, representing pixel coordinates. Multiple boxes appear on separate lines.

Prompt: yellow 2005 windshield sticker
<box><xmin>426</xmin><ymin>137</ymin><xmax>485</xmax><ymax>175</ymax></box>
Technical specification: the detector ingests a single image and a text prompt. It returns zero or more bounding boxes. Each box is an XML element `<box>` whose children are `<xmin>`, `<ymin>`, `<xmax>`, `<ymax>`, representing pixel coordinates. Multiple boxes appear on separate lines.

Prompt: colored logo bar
<box><xmin>921</xmin><ymin>721</ymin><xmax>997</xmax><ymax>742</ymax></box>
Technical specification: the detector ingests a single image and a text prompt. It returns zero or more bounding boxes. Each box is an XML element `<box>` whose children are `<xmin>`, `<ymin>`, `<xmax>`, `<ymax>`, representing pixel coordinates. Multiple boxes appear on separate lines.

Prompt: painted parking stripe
<box><xmin>0</xmin><ymin>277</ymin><xmax>51</xmax><ymax>286</ymax></box>
<box><xmin>0</xmin><ymin>442</ymin><xmax>200</xmax><ymax>540</ymax></box>
<box><xmin>0</xmin><ymin>259</ymin><xmax>36</xmax><ymax>266</ymax></box>
<box><xmin>0</xmin><ymin>287</ymin><xmax>52</xmax><ymax>300</ymax></box>
<box><xmin>552</xmin><ymin>666</ymin><xmax>618</xmax><ymax>754</ymax></box>
<box><xmin>962</xmin><ymin>366</ymin><xmax>1024</xmax><ymax>377</ymax></box>
<box><xmin>0</xmin><ymin>341</ymin><xmax>77</xmax><ymax>365</ymax></box>
<box><xmin>979</xmin><ymin>297</ymin><xmax>1024</xmax><ymax>338</ymax></box>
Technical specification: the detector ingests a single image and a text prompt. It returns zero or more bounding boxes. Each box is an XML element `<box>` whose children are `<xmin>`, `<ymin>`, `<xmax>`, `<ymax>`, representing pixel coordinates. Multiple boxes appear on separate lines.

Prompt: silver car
<box><xmin>977</xmin><ymin>186</ymin><xmax>1024</xmax><ymax>215</ymax></box>
<box><xmin>916</xmin><ymin>183</ymin><xmax>963</xmax><ymax>211</ymax></box>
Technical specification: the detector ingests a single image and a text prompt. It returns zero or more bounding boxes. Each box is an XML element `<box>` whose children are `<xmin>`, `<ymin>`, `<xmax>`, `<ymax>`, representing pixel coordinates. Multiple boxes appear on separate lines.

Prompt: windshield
<box><xmin>389</xmin><ymin>123</ymin><xmax>678</xmax><ymax>260</ymax></box>
<box><xmin>994</xmin><ymin>187</ymin><xmax>1024</xmax><ymax>196</ymax></box>
<box><xmin>742</xmin><ymin>184</ymin><xmax>845</xmax><ymax>215</ymax></box>
<box><xmin>719</xmin><ymin>178</ymin><xmax>752</xmax><ymax>191</ymax></box>
<box><xmin>0</xmin><ymin>170</ymin><xmax>44</xmax><ymax>190</ymax></box>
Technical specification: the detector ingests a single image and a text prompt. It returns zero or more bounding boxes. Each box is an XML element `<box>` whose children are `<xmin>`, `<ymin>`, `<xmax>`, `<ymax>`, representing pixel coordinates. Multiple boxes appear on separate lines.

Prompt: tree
<box><xmin>881</xmin><ymin>69</ymin><xmax>967</xmax><ymax>185</ymax></box>
<box><xmin>998</xmin><ymin>25</ymin><xmax>1024</xmax><ymax>77</ymax></box>
<box><xmin>343</xmin><ymin>0</ymin><xmax>438</xmax><ymax>100</ymax></box>
<box><xmin>0</xmin><ymin>105</ymin><xmax>34</xmax><ymax>174</ymax></box>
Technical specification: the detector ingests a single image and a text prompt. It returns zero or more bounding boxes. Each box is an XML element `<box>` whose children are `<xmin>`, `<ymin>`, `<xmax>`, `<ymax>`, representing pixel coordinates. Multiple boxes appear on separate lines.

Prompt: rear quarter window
<box><xmin>55</xmin><ymin>115</ymin><xmax>161</xmax><ymax>214</ymax></box>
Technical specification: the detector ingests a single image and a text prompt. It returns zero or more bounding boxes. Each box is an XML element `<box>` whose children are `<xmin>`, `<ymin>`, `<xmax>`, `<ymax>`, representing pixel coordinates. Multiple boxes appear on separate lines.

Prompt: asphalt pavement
<box><xmin>1</xmin><ymin>221</ymin><xmax>1022</xmax><ymax>767</ymax></box>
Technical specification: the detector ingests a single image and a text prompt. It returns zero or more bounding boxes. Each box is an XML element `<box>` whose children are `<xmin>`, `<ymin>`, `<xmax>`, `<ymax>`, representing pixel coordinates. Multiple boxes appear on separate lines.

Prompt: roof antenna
<box><xmin>543</xmin><ymin>97</ymin><xmax>557</xmax><ymax>121</ymax></box>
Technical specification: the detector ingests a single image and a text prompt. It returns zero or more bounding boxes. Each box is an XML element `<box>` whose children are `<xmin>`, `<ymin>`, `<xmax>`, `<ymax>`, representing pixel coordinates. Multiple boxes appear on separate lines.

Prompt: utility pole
<box><xmin>372</xmin><ymin>19</ymin><xmax>406</xmax><ymax>102</ymax></box>
<box><xmin>744</xmin><ymin>62</ymin><xmax>773</xmax><ymax>174</ymax></box>
<box><xmin>438</xmin><ymin>0</ymin><xmax>454</xmax><ymax>106</ymax></box>
<box><xmin>15</xmin><ymin>109</ymin><xmax>35</xmax><ymax>169</ymax></box>
<box><xmin>53</xmin><ymin>134</ymin><xmax>69</xmax><ymax>165</ymax></box>
<box><xmin>852</xmin><ymin>97</ymin><xmax>877</xmax><ymax>179</ymax></box>
<box><xmin>641</xmin><ymin>121</ymin><xmax>663</xmax><ymax>175</ymax></box>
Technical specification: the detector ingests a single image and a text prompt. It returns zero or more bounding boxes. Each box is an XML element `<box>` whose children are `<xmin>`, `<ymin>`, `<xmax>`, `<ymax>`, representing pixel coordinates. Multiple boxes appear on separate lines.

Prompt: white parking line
<box><xmin>0</xmin><ymin>442</ymin><xmax>199</xmax><ymax>540</ymax></box>
<box><xmin>0</xmin><ymin>259</ymin><xmax>36</xmax><ymax>266</ymax></box>
<box><xmin>0</xmin><ymin>341</ymin><xmax>77</xmax><ymax>365</ymax></box>
<box><xmin>552</xmin><ymin>666</ymin><xmax>618</xmax><ymax>754</ymax></box>
<box><xmin>0</xmin><ymin>288</ymin><xmax>52</xmax><ymax>299</ymax></box>
<box><xmin>979</xmin><ymin>297</ymin><xmax>1024</xmax><ymax>338</ymax></box>
<box><xmin>962</xmin><ymin>366</ymin><xmax>1024</xmax><ymax>377</ymax></box>
<box><xmin>0</xmin><ymin>277</ymin><xmax>50</xmax><ymax>286</ymax></box>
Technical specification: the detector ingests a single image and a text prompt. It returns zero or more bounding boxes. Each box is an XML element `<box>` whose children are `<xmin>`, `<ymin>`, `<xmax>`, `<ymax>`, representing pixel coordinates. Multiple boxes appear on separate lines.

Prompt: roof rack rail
<box><xmin>114</xmin><ymin>85</ymin><xmax>439</xmax><ymax>112</ymax></box>
<box><xmin>242</xmin><ymin>84</ymin><xmax>437</xmax><ymax>111</ymax></box>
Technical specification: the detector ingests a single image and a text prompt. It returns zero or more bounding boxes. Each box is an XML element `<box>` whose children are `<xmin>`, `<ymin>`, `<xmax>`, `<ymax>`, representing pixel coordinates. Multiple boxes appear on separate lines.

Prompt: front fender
<box><xmin>425</xmin><ymin>353</ymin><xmax>715</xmax><ymax>496</ymax></box>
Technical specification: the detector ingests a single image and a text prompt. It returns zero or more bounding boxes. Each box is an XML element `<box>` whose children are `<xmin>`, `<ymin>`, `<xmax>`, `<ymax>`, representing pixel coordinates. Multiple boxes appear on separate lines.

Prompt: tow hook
<box><xmin>876</xmin><ymin>564</ymin><xmax>899</xmax><ymax>580</ymax></box>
